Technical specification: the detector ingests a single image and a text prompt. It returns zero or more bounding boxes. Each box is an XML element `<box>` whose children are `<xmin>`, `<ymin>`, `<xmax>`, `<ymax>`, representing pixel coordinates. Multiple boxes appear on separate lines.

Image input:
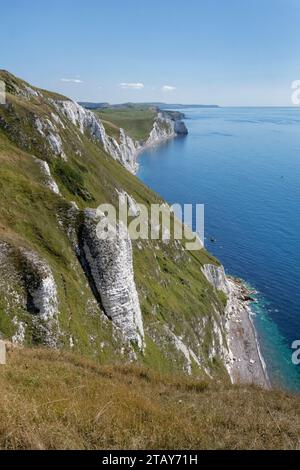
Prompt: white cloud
<box><xmin>119</xmin><ymin>82</ymin><xmax>144</xmax><ymax>90</ymax></box>
<box><xmin>60</xmin><ymin>78</ymin><xmax>83</xmax><ymax>84</ymax></box>
<box><xmin>162</xmin><ymin>85</ymin><xmax>176</xmax><ymax>92</ymax></box>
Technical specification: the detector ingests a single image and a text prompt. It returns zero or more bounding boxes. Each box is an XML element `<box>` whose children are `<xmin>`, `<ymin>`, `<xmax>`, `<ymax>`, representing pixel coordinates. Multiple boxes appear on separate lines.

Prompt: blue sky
<box><xmin>1</xmin><ymin>0</ymin><xmax>300</xmax><ymax>105</ymax></box>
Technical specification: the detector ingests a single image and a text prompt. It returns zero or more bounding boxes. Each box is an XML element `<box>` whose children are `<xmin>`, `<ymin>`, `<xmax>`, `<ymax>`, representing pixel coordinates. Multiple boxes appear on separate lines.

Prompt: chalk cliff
<box><xmin>0</xmin><ymin>241</ymin><xmax>59</xmax><ymax>347</ymax></box>
<box><xmin>0</xmin><ymin>70</ymin><xmax>255</xmax><ymax>382</ymax></box>
<box><xmin>51</xmin><ymin>99</ymin><xmax>140</xmax><ymax>172</ymax></box>
<box><xmin>81</xmin><ymin>209</ymin><xmax>145</xmax><ymax>350</ymax></box>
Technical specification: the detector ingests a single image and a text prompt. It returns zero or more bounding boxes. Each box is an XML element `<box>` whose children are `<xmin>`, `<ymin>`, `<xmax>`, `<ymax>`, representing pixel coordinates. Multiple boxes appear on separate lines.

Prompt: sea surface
<box><xmin>138</xmin><ymin>107</ymin><xmax>300</xmax><ymax>393</ymax></box>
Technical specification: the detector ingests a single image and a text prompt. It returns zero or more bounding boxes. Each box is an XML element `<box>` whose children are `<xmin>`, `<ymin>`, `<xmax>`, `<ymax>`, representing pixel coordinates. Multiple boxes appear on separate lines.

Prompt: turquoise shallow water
<box><xmin>138</xmin><ymin>107</ymin><xmax>300</xmax><ymax>393</ymax></box>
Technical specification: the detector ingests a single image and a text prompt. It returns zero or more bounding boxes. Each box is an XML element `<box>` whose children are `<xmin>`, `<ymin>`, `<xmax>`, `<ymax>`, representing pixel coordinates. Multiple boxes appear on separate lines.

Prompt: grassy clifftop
<box><xmin>94</xmin><ymin>106</ymin><xmax>157</xmax><ymax>141</ymax></box>
<box><xmin>0</xmin><ymin>346</ymin><xmax>299</xmax><ymax>450</ymax></box>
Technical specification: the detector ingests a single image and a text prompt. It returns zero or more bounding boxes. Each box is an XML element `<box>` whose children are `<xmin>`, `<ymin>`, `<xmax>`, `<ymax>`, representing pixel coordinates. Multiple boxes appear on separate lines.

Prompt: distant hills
<box><xmin>79</xmin><ymin>102</ymin><xmax>220</xmax><ymax>110</ymax></box>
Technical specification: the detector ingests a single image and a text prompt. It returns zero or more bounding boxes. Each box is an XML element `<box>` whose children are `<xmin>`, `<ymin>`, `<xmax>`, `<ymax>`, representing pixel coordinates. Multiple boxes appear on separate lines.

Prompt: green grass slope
<box><xmin>94</xmin><ymin>106</ymin><xmax>156</xmax><ymax>141</ymax></box>
<box><xmin>0</xmin><ymin>347</ymin><xmax>299</xmax><ymax>450</ymax></box>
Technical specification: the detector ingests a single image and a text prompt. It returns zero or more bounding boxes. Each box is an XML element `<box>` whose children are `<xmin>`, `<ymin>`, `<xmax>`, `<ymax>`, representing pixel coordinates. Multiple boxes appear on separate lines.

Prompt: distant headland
<box><xmin>79</xmin><ymin>101</ymin><xmax>220</xmax><ymax>110</ymax></box>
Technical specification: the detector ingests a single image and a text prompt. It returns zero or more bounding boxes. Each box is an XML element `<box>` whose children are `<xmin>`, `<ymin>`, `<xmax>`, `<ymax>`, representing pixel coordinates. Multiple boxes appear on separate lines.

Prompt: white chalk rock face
<box><xmin>102</xmin><ymin>129</ymin><xmax>139</xmax><ymax>173</ymax></box>
<box><xmin>146</xmin><ymin>113</ymin><xmax>175</xmax><ymax>146</ymax></box>
<box><xmin>81</xmin><ymin>209</ymin><xmax>145</xmax><ymax>349</ymax></box>
<box><xmin>20</xmin><ymin>249</ymin><xmax>60</xmax><ymax>347</ymax></box>
<box><xmin>47</xmin><ymin>132</ymin><xmax>66</xmax><ymax>159</ymax></box>
<box><xmin>52</xmin><ymin>100</ymin><xmax>139</xmax><ymax>173</ymax></box>
<box><xmin>53</xmin><ymin>99</ymin><xmax>109</xmax><ymax>150</ymax></box>
<box><xmin>12</xmin><ymin>317</ymin><xmax>26</xmax><ymax>345</ymax></box>
<box><xmin>117</xmin><ymin>129</ymin><xmax>140</xmax><ymax>172</ymax></box>
<box><xmin>24</xmin><ymin>86</ymin><xmax>41</xmax><ymax>99</ymax></box>
<box><xmin>201</xmin><ymin>264</ymin><xmax>230</xmax><ymax>294</ymax></box>
<box><xmin>116</xmin><ymin>189</ymin><xmax>140</xmax><ymax>217</ymax></box>
<box><xmin>51</xmin><ymin>100</ymin><xmax>91</xmax><ymax>134</ymax></box>
<box><xmin>33</xmin><ymin>157</ymin><xmax>60</xmax><ymax>195</ymax></box>
<box><xmin>35</xmin><ymin>115</ymin><xmax>66</xmax><ymax>160</ymax></box>
<box><xmin>165</xmin><ymin>326</ymin><xmax>202</xmax><ymax>375</ymax></box>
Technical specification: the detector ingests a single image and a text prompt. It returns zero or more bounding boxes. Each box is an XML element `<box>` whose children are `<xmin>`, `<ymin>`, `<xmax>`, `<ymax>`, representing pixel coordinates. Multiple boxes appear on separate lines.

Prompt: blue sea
<box><xmin>138</xmin><ymin>107</ymin><xmax>300</xmax><ymax>393</ymax></box>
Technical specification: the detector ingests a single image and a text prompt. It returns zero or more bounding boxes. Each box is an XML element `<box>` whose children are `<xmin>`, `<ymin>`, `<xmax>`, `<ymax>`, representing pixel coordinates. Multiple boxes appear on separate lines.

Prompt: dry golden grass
<box><xmin>0</xmin><ymin>347</ymin><xmax>299</xmax><ymax>450</ymax></box>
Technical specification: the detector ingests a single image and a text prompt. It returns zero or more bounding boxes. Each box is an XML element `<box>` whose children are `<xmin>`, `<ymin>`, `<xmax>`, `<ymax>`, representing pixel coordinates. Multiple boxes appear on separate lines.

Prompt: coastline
<box><xmin>136</xmin><ymin>118</ymin><xmax>270</xmax><ymax>389</ymax></box>
<box><xmin>225</xmin><ymin>277</ymin><xmax>271</xmax><ymax>389</ymax></box>
<box><xmin>249</xmin><ymin>307</ymin><xmax>270</xmax><ymax>384</ymax></box>
<box><xmin>132</xmin><ymin>111</ymin><xmax>188</xmax><ymax>174</ymax></box>
<box><xmin>133</xmin><ymin>132</ymin><xmax>177</xmax><ymax>174</ymax></box>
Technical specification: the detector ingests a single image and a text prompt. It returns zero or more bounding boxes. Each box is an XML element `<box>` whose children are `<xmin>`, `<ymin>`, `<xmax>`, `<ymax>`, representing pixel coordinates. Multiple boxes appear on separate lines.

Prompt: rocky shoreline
<box><xmin>225</xmin><ymin>277</ymin><xmax>270</xmax><ymax>389</ymax></box>
<box><xmin>202</xmin><ymin>264</ymin><xmax>270</xmax><ymax>388</ymax></box>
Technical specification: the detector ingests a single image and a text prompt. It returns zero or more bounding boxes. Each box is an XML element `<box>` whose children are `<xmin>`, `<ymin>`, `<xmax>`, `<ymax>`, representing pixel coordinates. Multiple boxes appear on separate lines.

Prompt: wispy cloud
<box><xmin>60</xmin><ymin>78</ymin><xmax>83</xmax><ymax>84</ymax></box>
<box><xmin>162</xmin><ymin>85</ymin><xmax>176</xmax><ymax>92</ymax></box>
<box><xmin>119</xmin><ymin>82</ymin><xmax>144</xmax><ymax>90</ymax></box>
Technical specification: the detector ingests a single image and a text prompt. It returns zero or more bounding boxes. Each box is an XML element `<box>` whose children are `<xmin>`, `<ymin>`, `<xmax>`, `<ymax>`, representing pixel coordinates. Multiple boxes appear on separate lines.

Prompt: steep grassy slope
<box><xmin>94</xmin><ymin>106</ymin><xmax>156</xmax><ymax>141</ymax></box>
<box><xmin>0</xmin><ymin>346</ymin><xmax>299</xmax><ymax>450</ymax></box>
<box><xmin>0</xmin><ymin>71</ymin><xmax>227</xmax><ymax>377</ymax></box>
